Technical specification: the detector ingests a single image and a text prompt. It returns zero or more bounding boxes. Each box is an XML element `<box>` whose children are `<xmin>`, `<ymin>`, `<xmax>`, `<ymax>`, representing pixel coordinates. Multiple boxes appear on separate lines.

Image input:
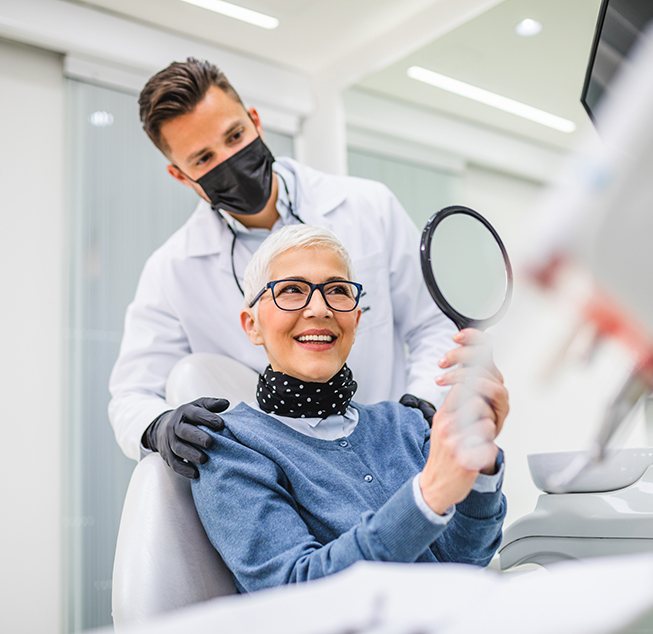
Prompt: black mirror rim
<box><xmin>420</xmin><ymin>205</ymin><xmax>514</xmax><ymax>330</ymax></box>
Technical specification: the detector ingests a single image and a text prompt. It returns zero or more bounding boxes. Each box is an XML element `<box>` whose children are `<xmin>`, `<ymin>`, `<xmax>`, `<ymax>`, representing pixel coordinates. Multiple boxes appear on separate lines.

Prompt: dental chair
<box><xmin>112</xmin><ymin>354</ymin><xmax>259</xmax><ymax>627</ymax></box>
<box><xmin>499</xmin><ymin>448</ymin><xmax>653</xmax><ymax>571</ymax></box>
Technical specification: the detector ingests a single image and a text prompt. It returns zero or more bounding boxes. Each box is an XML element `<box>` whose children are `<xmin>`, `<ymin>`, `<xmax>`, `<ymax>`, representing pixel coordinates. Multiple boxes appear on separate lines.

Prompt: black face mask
<box><xmin>195</xmin><ymin>136</ymin><xmax>275</xmax><ymax>215</ymax></box>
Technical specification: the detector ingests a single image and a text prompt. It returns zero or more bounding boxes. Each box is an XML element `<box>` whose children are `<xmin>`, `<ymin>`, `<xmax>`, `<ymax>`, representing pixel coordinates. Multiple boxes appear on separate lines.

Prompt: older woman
<box><xmin>191</xmin><ymin>225</ymin><xmax>508</xmax><ymax>593</ymax></box>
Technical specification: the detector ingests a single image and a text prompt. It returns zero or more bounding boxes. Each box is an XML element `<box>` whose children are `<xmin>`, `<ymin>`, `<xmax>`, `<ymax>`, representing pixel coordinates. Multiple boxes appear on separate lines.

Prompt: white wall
<box><xmin>0</xmin><ymin>38</ymin><xmax>65</xmax><ymax>633</ymax></box>
<box><xmin>345</xmin><ymin>88</ymin><xmax>567</xmax><ymax>185</ymax></box>
<box><xmin>459</xmin><ymin>163</ymin><xmax>545</xmax><ymax>253</ymax></box>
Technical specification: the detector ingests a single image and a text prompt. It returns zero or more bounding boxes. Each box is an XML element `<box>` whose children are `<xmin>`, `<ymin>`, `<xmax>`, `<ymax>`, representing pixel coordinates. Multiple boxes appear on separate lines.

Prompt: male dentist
<box><xmin>109</xmin><ymin>58</ymin><xmax>458</xmax><ymax>478</ymax></box>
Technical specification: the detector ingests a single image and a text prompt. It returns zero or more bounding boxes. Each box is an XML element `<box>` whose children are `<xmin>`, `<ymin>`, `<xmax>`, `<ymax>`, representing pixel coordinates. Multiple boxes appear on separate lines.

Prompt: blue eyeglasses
<box><xmin>249</xmin><ymin>278</ymin><xmax>363</xmax><ymax>312</ymax></box>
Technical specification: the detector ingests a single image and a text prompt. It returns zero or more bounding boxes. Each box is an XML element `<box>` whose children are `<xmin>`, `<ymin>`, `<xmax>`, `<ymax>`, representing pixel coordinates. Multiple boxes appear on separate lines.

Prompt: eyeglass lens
<box><xmin>273</xmin><ymin>281</ymin><xmax>359</xmax><ymax>311</ymax></box>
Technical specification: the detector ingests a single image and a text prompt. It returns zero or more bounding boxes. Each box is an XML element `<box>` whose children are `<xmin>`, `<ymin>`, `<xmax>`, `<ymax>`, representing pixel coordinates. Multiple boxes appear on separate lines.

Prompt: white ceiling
<box><xmin>71</xmin><ymin>0</ymin><xmax>604</xmax><ymax>151</ymax></box>
<box><xmin>358</xmin><ymin>0</ymin><xmax>603</xmax><ymax>150</ymax></box>
<box><xmin>71</xmin><ymin>0</ymin><xmax>448</xmax><ymax>72</ymax></box>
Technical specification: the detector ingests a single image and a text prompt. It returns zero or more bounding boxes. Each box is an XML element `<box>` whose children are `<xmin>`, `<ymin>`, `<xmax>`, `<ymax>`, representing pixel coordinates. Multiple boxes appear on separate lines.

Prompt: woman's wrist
<box><xmin>418</xmin><ymin>472</ymin><xmax>452</xmax><ymax>516</ymax></box>
<box><xmin>479</xmin><ymin>444</ymin><xmax>499</xmax><ymax>475</ymax></box>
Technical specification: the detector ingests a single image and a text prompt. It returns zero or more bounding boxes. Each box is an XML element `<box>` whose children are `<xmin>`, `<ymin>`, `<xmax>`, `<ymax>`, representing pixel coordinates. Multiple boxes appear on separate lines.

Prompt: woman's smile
<box><xmin>293</xmin><ymin>328</ymin><xmax>338</xmax><ymax>350</ymax></box>
<box><xmin>241</xmin><ymin>246</ymin><xmax>361</xmax><ymax>383</ymax></box>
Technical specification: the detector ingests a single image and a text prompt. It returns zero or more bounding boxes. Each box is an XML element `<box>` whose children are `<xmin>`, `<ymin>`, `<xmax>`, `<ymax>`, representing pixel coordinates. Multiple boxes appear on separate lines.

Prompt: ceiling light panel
<box><xmin>407</xmin><ymin>65</ymin><xmax>575</xmax><ymax>133</ymax></box>
<box><xmin>179</xmin><ymin>0</ymin><xmax>279</xmax><ymax>29</ymax></box>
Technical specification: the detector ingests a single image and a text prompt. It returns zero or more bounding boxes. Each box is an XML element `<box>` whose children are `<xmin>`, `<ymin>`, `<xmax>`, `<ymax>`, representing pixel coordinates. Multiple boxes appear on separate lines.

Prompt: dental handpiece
<box><xmin>546</xmin><ymin>368</ymin><xmax>649</xmax><ymax>493</ymax></box>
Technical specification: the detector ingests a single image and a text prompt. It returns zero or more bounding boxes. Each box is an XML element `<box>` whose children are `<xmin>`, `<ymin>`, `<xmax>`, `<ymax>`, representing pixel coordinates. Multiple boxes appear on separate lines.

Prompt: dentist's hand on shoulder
<box><xmin>143</xmin><ymin>397</ymin><xmax>229</xmax><ymax>479</ymax></box>
<box><xmin>419</xmin><ymin>329</ymin><xmax>509</xmax><ymax>514</ymax></box>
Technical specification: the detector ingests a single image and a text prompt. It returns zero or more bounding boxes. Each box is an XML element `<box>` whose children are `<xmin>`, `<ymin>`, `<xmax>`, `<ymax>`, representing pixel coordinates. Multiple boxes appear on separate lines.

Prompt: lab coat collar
<box><xmin>184</xmin><ymin>200</ymin><xmax>228</xmax><ymax>258</ymax></box>
<box><xmin>285</xmin><ymin>157</ymin><xmax>347</xmax><ymax>220</ymax></box>
<box><xmin>185</xmin><ymin>158</ymin><xmax>347</xmax><ymax>257</ymax></box>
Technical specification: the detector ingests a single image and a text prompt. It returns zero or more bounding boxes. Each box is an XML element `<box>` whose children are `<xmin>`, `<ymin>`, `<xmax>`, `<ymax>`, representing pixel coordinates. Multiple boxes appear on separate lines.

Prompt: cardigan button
<box><xmin>339</xmin><ymin>440</ymin><xmax>348</xmax><ymax>447</ymax></box>
<box><xmin>364</xmin><ymin>474</ymin><xmax>373</xmax><ymax>483</ymax></box>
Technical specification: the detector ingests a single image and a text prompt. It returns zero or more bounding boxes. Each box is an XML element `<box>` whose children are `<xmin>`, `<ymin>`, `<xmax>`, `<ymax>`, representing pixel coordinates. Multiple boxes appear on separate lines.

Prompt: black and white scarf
<box><xmin>256</xmin><ymin>364</ymin><xmax>357</xmax><ymax>418</ymax></box>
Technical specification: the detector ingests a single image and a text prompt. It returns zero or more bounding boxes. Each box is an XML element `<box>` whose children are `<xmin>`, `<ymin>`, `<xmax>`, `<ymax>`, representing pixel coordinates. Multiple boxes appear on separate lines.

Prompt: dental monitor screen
<box><xmin>581</xmin><ymin>0</ymin><xmax>653</xmax><ymax>122</ymax></box>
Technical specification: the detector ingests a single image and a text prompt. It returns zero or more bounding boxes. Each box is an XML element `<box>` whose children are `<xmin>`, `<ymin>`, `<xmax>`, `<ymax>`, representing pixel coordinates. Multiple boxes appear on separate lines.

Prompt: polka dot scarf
<box><xmin>256</xmin><ymin>364</ymin><xmax>358</xmax><ymax>418</ymax></box>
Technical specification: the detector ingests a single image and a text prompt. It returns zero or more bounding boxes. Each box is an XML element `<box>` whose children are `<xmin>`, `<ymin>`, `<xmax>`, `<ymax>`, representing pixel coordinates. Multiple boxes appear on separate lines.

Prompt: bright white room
<box><xmin>4</xmin><ymin>0</ymin><xmax>653</xmax><ymax>632</ymax></box>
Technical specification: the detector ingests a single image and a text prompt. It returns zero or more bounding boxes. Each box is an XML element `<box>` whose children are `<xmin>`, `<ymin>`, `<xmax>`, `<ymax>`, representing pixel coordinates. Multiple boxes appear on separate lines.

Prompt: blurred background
<box><xmin>0</xmin><ymin>0</ymin><xmax>618</xmax><ymax>631</ymax></box>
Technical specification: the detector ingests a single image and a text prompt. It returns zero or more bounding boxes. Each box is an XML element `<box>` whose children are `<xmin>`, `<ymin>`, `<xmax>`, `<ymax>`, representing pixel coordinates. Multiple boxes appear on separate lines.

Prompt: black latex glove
<box><xmin>399</xmin><ymin>393</ymin><xmax>437</xmax><ymax>427</ymax></box>
<box><xmin>143</xmin><ymin>397</ymin><xmax>229</xmax><ymax>479</ymax></box>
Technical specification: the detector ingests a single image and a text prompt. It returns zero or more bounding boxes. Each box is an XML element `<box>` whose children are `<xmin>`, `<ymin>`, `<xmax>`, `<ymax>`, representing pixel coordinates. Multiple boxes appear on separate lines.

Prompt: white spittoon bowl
<box><xmin>528</xmin><ymin>448</ymin><xmax>653</xmax><ymax>493</ymax></box>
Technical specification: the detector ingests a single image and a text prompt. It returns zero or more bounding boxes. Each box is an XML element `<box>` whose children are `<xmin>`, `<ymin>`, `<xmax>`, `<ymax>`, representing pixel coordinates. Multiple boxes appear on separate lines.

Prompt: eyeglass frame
<box><xmin>248</xmin><ymin>278</ymin><xmax>364</xmax><ymax>312</ymax></box>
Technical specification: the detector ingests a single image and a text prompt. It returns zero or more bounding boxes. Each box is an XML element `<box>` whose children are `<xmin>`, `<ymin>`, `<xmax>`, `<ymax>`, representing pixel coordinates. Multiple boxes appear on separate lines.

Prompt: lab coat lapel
<box><xmin>185</xmin><ymin>200</ymin><xmax>229</xmax><ymax>257</ymax></box>
<box><xmin>281</xmin><ymin>158</ymin><xmax>347</xmax><ymax>227</ymax></box>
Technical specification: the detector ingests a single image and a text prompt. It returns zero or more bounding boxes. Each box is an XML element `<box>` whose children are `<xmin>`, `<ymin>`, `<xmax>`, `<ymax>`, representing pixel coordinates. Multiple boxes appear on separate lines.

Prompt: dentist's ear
<box><xmin>248</xmin><ymin>107</ymin><xmax>262</xmax><ymax>131</ymax></box>
<box><xmin>166</xmin><ymin>163</ymin><xmax>186</xmax><ymax>184</ymax></box>
<box><xmin>240</xmin><ymin>308</ymin><xmax>265</xmax><ymax>346</ymax></box>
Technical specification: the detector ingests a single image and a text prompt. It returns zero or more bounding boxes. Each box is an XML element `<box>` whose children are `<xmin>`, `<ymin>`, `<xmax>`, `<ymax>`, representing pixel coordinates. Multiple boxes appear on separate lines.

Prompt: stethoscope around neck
<box><xmin>222</xmin><ymin>171</ymin><xmax>304</xmax><ymax>297</ymax></box>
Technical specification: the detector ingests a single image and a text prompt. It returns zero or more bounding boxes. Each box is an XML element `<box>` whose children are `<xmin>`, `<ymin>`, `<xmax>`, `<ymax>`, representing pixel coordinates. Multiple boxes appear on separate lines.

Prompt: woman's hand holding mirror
<box><xmin>434</xmin><ymin>329</ymin><xmax>509</xmax><ymax>473</ymax></box>
<box><xmin>436</xmin><ymin>329</ymin><xmax>509</xmax><ymax>438</ymax></box>
<box><xmin>419</xmin><ymin>409</ymin><xmax>485</xmax><ymax>515</ymax></box>
<box><xmin>419</xmin><ymin>382</ymin><xmax>500</xmax><ymax>514</ymax></box>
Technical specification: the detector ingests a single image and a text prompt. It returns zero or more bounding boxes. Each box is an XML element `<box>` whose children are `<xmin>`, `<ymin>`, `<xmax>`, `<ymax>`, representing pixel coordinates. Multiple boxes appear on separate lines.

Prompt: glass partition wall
<box><xmin>64</xmin><ymin>78</ymin><xmax>294</xmax><ymax>631</ymax></box>
<box><xmin>348</xmin><ymin>147</ymin><xmax>461</xmax><ymax>228</ymax></box>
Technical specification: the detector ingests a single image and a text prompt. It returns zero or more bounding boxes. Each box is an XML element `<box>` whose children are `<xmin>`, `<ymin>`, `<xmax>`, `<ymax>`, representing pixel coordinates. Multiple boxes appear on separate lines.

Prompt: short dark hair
<box><xmin>138</xmin><ymin>57</ymin><xmax>245</xmax><ymax>154</ymax></box>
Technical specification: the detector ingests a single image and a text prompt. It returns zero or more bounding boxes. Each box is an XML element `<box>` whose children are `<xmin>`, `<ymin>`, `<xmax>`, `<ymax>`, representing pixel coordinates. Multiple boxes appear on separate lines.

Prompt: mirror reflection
<box><xmin>422</xmin><ymin>207</ymin><xmax>511</xmax><ymax>328</ymax></box>
<box><xmin>428</xmin><ymin>212</ymin><xmax>508</xmax><ymax>323</ymax></box>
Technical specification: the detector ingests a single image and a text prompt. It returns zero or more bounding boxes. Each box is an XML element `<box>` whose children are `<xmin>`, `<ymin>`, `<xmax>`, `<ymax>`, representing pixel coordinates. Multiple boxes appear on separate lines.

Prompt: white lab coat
<box><xmin>109</xmin><ymin>158</ymin><xmax>457</xmax><ymax>460</ymax></box>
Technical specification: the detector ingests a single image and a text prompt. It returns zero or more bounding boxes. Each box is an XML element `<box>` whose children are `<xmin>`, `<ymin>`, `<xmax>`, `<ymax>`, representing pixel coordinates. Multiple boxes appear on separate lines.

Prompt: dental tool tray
<box><xmin>499</xmin><ymin>448</ymin><xmax>653</xmax><ymax>570</ymax></box>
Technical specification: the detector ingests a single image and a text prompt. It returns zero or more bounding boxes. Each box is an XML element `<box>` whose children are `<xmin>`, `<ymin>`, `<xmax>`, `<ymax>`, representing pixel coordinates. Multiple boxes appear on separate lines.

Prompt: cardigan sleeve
<box><xmin>426</xmin><ymin>437</ymin><xmax>506</xmax><ymax>566</ymax></box>
<box><xmin>419</xmin><ymin>428</ymin><xmax>506</xmax><ymax>567</ymax></box>
<box><xmin>191</xmin><ymin>427</ymin><xmax>448</xmax><ymax>593</ymax></box>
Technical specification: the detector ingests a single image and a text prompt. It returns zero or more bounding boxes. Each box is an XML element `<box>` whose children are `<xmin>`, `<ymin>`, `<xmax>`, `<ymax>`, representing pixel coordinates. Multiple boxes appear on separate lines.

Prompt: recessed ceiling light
<box><xmin>407</xmin><ymin>66</ymin><xmax>575</xmax><ymax>133</ymax></box>
<box><xmin>515</xmin><ymin>18</ymin><xmax>542</xmax><ymax>37</ymax></box>
<box><xmin>89</xmin><ymin>111</ymin><xmax>114</xmax><ymax>127</ymax></box>
<box><xmin>179</xmin><ymin>0</ymin><xmax>279</xmax><ymax>30</ymax></box>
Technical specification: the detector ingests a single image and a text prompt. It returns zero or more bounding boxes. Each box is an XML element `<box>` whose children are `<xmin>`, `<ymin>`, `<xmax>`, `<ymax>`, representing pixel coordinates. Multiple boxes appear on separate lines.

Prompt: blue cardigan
<box><xmin>192</xmin><ymin>401</ymin><xmax>506</xmax><ymax>593</ymax></box>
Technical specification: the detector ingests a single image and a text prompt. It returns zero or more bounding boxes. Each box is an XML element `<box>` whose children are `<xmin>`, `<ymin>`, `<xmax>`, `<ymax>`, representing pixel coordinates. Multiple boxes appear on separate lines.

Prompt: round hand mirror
<box><xmin>420</xmin><ymin>205</ymin><xmax>513</xmax><ymax>330</ymax></box>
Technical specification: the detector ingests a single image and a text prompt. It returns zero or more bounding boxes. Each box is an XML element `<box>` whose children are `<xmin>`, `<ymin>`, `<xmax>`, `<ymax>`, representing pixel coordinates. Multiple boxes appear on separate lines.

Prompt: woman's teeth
<box><xmin>296</xmin><ymin>335</ymin><xmax>335</xmax><ymax>343</ymax></box>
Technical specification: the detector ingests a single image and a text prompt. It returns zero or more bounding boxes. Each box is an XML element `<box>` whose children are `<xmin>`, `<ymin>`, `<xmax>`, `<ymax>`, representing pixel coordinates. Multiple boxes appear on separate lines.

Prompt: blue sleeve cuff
<box><xmin>471</xmin><ymin>447</ymin><xmax>505</xmax><ymax>493</ymax></box>
<box><xmin>472</xmin><ymin>461</ymin><xmax>504</xmax><ymax>493</ymax></box>
<box><xmin>411</xmin><ymin>475</ymin><xmax>455</xmax><ymax>525</ymax></box>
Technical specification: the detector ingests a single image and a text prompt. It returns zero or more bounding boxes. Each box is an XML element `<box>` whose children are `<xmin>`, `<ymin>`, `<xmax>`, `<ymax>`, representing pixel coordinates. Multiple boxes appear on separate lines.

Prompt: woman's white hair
<box><xmin>243</xmin><ymin>225</ymin><xmax>354</xmax><ymax>306</ymax></box>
